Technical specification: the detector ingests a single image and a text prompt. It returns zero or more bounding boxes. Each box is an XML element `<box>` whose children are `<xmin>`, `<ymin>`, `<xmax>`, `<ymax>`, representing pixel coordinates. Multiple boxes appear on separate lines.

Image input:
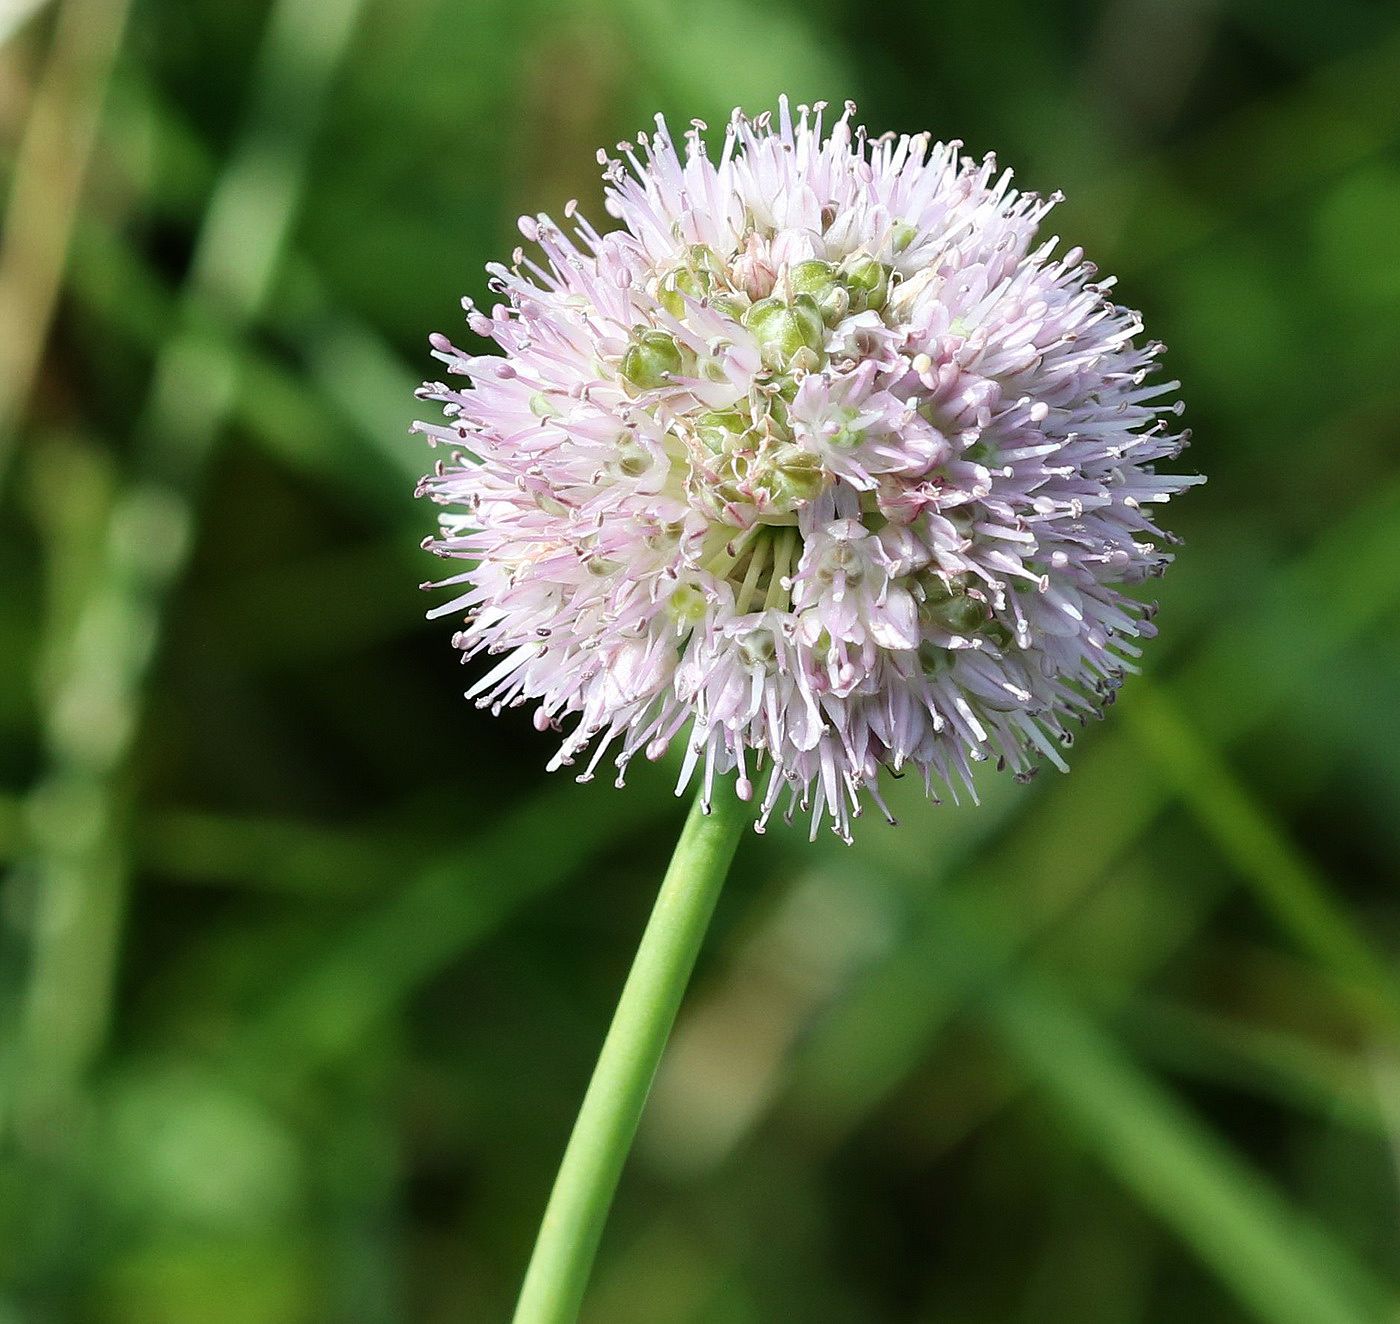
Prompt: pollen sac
<box><xmin>621</xmin><ymin>329</ymin><xmax>686</xmax><ymax>391</ymax></box>
<box><xmin>742</xmin><ymin>294</ymin><xmax>826</xmax><ymax>372</ymax></box>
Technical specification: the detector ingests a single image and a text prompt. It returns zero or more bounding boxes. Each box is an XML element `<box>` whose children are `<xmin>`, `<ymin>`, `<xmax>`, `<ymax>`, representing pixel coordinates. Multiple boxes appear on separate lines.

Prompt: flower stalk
<box><xmin>511</xmin><ymin>787</ymin><xmax>749</xmax><ymax>1324</ymax></box>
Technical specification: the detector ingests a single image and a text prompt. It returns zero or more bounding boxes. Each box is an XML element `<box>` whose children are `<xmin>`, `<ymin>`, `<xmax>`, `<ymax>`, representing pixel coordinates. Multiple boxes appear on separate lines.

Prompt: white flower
<box><xmin>415</xmin><ymin>99</ymin><xmax>1202</xmax><ymax>840</ymax></box>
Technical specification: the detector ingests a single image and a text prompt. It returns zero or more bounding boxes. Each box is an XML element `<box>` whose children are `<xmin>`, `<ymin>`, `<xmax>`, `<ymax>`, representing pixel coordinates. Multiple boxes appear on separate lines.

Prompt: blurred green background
<box><xmin>1</xmin><ymin>0</ymin><xmax>1398</xmax><ymax>1320</ymax></box>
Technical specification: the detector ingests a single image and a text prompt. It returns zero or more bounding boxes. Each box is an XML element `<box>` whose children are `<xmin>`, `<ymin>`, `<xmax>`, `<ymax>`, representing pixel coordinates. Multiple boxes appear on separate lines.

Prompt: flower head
<box><xmin>415</xmin><ymin>99</ymin><xmax>1201</xmax><ymax>840</ymax></box>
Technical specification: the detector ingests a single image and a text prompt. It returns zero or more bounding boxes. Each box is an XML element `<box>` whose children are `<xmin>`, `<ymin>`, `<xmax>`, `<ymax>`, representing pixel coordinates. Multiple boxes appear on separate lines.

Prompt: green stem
<box><xmin>512</xmin><ymin>786</ymin><xmax>749</xmax><ymax>1324</ymax></box>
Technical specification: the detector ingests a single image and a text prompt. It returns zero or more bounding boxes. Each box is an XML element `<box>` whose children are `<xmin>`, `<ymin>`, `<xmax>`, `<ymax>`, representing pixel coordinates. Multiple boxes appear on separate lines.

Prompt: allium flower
<box><xmin>415</xmin><ymin>99</ymin><xmax>1201</xmax><ymax>841</ymax></box>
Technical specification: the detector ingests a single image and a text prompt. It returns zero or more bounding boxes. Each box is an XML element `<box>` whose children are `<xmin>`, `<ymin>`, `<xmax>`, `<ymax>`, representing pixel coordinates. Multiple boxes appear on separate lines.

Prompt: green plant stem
<box><xmin>512</xmin><ymin>787</ymin><xmax>748</xmax><ymax>1324</ymax></box>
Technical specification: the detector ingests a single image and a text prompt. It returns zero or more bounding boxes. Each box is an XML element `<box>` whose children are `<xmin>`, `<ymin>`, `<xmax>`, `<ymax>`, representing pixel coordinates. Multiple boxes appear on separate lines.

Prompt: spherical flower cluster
<box><xmin>415</xmin><ymin>99</ymin><xmax>1201</xmax><ymax>840</ymax></box>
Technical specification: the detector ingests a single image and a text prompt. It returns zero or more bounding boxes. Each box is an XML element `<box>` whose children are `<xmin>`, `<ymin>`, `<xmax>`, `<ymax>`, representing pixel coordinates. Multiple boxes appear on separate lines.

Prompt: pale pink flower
<box><xmin>415</xmin><ymin>99</ymin><xmax>1201</xmax><ymax>840</ymax></box>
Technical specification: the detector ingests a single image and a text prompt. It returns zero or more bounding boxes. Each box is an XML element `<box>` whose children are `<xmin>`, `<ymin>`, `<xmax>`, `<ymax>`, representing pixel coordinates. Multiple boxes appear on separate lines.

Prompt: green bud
<box><xmin>658</xmin><ymin>267</ymin><xmax>710</xmax><ymax>318</ymax></box>
<box><xmin>694</xmin><ymin>409</ymin><xmax>749</xmax><ymax>455</ymax></box>
<box><xmin>842</xmin><ymin>253</ymin><xmax>884</xmax><ymax>292</ymax></box>
<box><xmin>700</xmin><ymin>460</ymin><xmax>750</xmax><ymax>523</ymax></box>
<box><xmin>916</xmin><ymin>571</ymin><xmax>972</xmax><ymax>615</ymax></box>
<box><xmin>788</xmin><ymin>259</ymin><xmax>848</xmax><ymax>323</ymax></box>
<box><xmin>687</xmin><ymin>244</ymin><xmax>724</xmax><ymax>276</ymax></box>
<box><xmin>818</xmin><ymin>285</ymin><xmax>851</xmax><ymax>323</ymax></box>
<box><xmin>788</xmin><ymin>259</ymin><xmax>836</xmax><ymax>296</ymax></box>
<box><xmin>667</xmin><ymin>582</ymin><xmax>708</xmax><ymax>625</ymax></box>
<box><xmin>890</xmin><ymin>220</ymin><xmax>918</xmax><ymax>254</ymax></box>
<box><xmin>658</xmin><ymin>287</ymin><xmax>682</xmax><ymax>320</ymax></box>
<box><xmin>926</xmin><ymin>592</ymin><xmax>988</xmax><ymax>635</ymax></box>
<box><xmin>743</xmin><ymin>294</ymin><xmax>826</xmax><ymax>372</ymax></box>
<box><xmin>766</xmin><ymin>445</ymin><xmax>827</xmax><ymax>508</ymax></box>
<box><xmin>942</xmin><ymin>505</ymin><xmax>976</xmax><ymax>536</ymax></box>
<box><xmin>709</xmin><ymin>293</ymin><xmax>751</xmax><ymax>320</ymax></box>
<box><xmin>765</xmin><ymin>393</ymin><xmax>793</xmax><ymax>435</ymax></box>
<box><xmin>829</xmin><ymin>407</ymin><xmax>864</xmax><ymax>450</ymax></box>
<box><xmin>610</xmin><ymin>436</ymin><xmax>652</xmax><ymax>478</ymax></box>
<box><xmin>621</xmin><ymin>330</ymin><xmax>685</xmax><ymax>391</ymax></box>
<box><xmin>738</xmin><ymin>627</ymin><xmax>777</xmax><ymax>669</ymax></box>
<box><xmin>528</xmin><ymin>392</ymin><xmax>560</xmax><ymax>419</ymax></box>
<box><xmin>774</xmin><ymin>378</ymin><xmax>802</xmax><ymax>412</ymax></box>
<box><xmin>840</xmin><ymin>252</ymin><xmax>890</xmax><ymax>311</ymax></box>
<box><xmin>918</xmin><ymin>641</ymin><xmax>951</xmax><ymax>675</ymax></box>
<box><xmin>983</xmin><ymin>618</ymin><xmax>1013</xmax><ymax>650</ymax></box>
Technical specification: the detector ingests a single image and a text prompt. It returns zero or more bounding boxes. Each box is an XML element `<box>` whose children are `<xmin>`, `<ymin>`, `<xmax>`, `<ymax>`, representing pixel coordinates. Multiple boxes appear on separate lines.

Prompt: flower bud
<box><xmin>788</xmin><ymin>259</ymin><xmax>849</xmax><ymax>323</ymax></box>
<box><xmin>621</xmin><ymin>329</ymin><xmax>685</xmax><ymax>391</ymax></box>
<box><xmin>696</xmin><ymin>351</ymin><xmax>731</xmax><ymax>383</ymax></box>
<box><xmin>924</xmin><ymin>590</ymin><xmax>988</xmax><ymax>635</ymax></box>
<box><xmin>657</xmin><ymin>267</ymin><xmax>710</xmax><ymax>318</ymax></box>
<box><xmin>608</xmin><ymin>436</ymin><xmax>653</xmax><ymax>478</ymax></box>
<box><xmin>828</xmin><ymin>407</ymin><xmax>864</xmax><ymax>450</ymax></box>
<box><xmin>693</xmin><ymin>409</ymin><xmax>749</xmax><ymax>455</ymax></box>
<box><xmin>709</xmin><ymin>293</ymin><xmax>751</xmax><ymax>320</ymax></box>
<box><xmin>917</xmin><ymin>571</ymin><xmax>955</xmax><ymax>608</ymax></box>
<box><xmin>946</xmin><ymin>505</ymin><xmax>977</xmax><ymax>536</ymax></box>
<box><xmin>734</xmin><ymin>233</ymin><xmax>778</xmax><ymax>301</ymax></box>
<box><xmin>982</xmin><ymin>618</ymin><xmax>1013</xmax><ymax>650</ymax></box>
<box><xmin>918</xmin><ymin>640</ymin><xmax>947</xmax><ymax>671</ymax></box>
<box><xmin>818</xmin><ymin>285</ymin><xmax>851</xmax><ymax>323</ymax></box>
<box><xmin>764</xmin><ymin>445</ymin><xmax>827</xmax><ymax>509</ymax></box>
<box><xmin>667</xmin><ymin>581</ymin><xmax>708</xmax><ymax>624</ymax></box>
<box><xmin>743</xmin><ymin>294</ymin><xmax>826</xmax><ymax>372</ymax></box>
<box><xmin>765</xmin><ymin>393</ymin><xmax>793</xmax><ymax>435</ymax></box>
<box><xmin>738</xmin><ymin>627</ymin><xmax>777</xmax><ymax>669</ymax></box>
<box><xmin>840</xmin><ymin>252</ymin><xmax>890</xmax><ymax>311</ymax></box>
<box><xmin>788</xmin><ymin>259</ymin><xmax>836</xmax><ymax>297</ymax></box>
<box><xmin>687</xmin><ymin>243</ymin><xmax>724</xmax><ymax>275</ymax></box>
<box><xmin>916</xmin><ymin>570</ymin><xmax>973</xmax><ymax>621</ymax></box>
